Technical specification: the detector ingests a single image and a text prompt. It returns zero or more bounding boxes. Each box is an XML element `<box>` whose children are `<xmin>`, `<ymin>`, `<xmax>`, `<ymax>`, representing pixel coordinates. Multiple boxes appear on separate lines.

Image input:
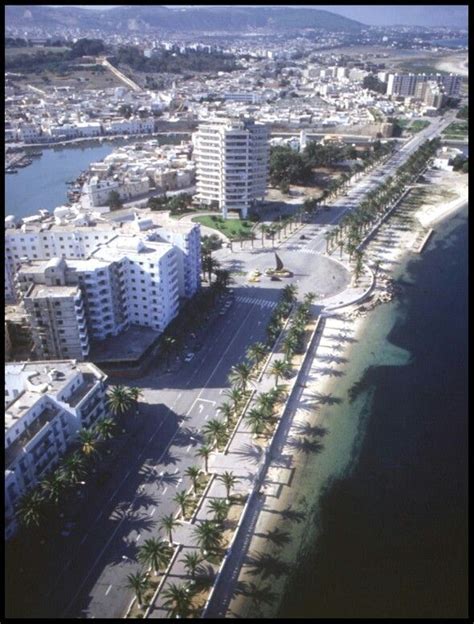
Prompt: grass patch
<box><xmin>192</xmin><ymin>215</ymin><xmax>256</xmax><ymax>239</ymax></box>
<box><xmin>442</xmin><ymin>121</ymin><xmax>468</xmax><ymax>137</ymax></box>
<box><xmin>408</xmin><ymin>120</ymin><xmax>431</xmax><ymax>133</ymax></box>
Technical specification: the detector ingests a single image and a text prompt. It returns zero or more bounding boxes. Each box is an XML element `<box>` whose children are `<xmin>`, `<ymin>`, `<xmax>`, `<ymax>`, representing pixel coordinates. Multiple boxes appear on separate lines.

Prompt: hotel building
<box><xmin>193</xmin><ymin>116</ymin><xmax>269</xmax><ymax>218</ymax></box>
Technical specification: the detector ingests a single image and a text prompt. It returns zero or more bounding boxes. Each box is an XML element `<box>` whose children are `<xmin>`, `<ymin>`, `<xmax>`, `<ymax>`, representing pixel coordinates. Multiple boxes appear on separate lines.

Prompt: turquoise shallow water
<box><xmin>279</xmin><ymin>205</ymin><xmax>468</xmax><ymax>618</ymax></box>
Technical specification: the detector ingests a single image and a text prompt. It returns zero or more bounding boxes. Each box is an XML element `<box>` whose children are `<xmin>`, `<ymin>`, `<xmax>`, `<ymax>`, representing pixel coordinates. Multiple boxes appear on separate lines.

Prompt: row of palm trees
<box><xmin>302</xmin><ymin>141</ymin><xmax>397</xmax><ymax>220</ymax></box>
<box><xmin>324</xmin><ymin>138</ymin><xmax>441</xmax><ymax>276</ymax></box>
<box><xmin>127</xmin><ymin>471</ymin><xmax>240</xmax><ymax>615</ymax></box>
<box><xmin>149</xmin><ymin>287</ymin><xmax>316</xmax><ymax>616</ymax></box>
<box><xmin>16</xmin><ymin>385</ymin><xmax>144</xmax><ymax>532</ymax></box>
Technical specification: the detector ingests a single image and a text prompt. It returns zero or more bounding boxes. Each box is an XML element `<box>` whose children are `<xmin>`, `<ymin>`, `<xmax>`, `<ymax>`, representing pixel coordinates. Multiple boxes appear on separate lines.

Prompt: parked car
<box><xmin>184</xmin><ymin>352</ymin><xmax>195</xmax><ymax>362</ymax></box>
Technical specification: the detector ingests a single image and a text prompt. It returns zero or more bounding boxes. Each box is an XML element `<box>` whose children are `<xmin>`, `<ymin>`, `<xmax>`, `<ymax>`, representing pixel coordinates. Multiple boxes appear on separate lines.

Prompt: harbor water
<box><xmin>5</xmin><ymin>136</ymin><xmax>184</xmax><ymax>220</ymax></box>
<box><xmin>279</xmin><ymin>205</ymin><xmax>468</xmax><ymax>618</ymax></box>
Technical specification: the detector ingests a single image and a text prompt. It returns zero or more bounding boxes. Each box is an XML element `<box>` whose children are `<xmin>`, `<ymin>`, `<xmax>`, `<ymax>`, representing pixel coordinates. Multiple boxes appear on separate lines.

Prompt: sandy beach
<box><xmin>228</xmin><ymin>167</ymin><xmax>467</xmax><ymax>617</ymax></box>
<box><xmin>435</xmin><ymin>54</ymin><xmax>468</xmax><ymax>77</ymax></box>
<box><xmin>414</xmin><ymin>169</ymin><xmax>468</xmax><ymax>228</ymax></box>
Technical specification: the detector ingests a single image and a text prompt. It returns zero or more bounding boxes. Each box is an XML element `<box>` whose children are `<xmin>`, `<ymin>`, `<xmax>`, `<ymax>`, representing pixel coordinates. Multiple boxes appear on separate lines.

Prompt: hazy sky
<box><xmin>51</xmin><ymin>5</ymin><xmax>469</xmax><ymax>28</ymax></box>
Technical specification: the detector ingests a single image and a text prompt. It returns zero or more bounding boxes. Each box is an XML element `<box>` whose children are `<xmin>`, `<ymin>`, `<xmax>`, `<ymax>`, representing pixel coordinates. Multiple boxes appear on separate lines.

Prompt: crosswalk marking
<box><xmin>235</xmin><ymin>296</ymin><xmax>277</xmax><ymax>309</ymax></box>
<box><xmin>288</xmin><ymin>246</ymin><xmax>321</xmax><ymax>255</ymax></box>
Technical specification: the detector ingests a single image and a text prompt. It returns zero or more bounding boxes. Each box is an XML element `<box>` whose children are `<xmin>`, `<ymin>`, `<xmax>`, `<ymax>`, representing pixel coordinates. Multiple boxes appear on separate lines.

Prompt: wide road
<box><xmin>13</xmin><ymin>288</ymin><xmax>284</xmax><ymax>618</ymax></box>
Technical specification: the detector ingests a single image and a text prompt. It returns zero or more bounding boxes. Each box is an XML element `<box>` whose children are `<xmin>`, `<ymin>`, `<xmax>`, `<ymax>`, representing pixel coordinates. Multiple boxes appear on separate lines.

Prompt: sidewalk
<box><xmin>144</xmin><ymin>306</ymin><xmax>307</xmax><ymax>618</ymax></box>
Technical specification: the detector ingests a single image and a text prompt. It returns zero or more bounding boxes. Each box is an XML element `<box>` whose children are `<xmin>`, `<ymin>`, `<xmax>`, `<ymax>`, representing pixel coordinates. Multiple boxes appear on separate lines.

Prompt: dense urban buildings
<box><xmin>5</xmin><ymin>359</ymin><xmax>108</xmax><ymax>539</ymax></box>
<box><xmin>6</xmin><ymin>210</ymin><xmax>201</xmax><ymax>360</ymax></box>
<box><xmin>193</xmin><ymin>117</ymin><xmax>269</xmax><ymax>218</ymax></box>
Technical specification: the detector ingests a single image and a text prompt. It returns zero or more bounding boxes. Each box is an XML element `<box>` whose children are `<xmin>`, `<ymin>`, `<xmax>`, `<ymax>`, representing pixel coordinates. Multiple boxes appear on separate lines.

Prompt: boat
<box><xmin>6</xmin><ymin>169</ymin><xmax>18</xmax><ymax>174</ymax></box>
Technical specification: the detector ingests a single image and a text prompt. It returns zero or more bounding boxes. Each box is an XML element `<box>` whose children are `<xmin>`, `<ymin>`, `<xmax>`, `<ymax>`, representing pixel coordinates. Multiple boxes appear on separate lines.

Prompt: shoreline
<box><xmin>227</xmin><ymin>169</ymin><xmax>468</xmax><ymax>618</ymax></box>
<box><xmin>8</xmin><ymin>132</ymin><xmax>190</xmax><ymax>153</ymax></box>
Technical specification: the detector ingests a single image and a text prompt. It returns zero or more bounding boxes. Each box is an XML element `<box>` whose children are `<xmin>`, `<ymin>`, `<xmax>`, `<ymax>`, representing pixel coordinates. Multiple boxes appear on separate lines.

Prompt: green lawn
<box><xmin>397</xmin><ymin>118</ymin><xmax>411</xmax><ymax>128</ymax></box>
<box><xmin>192</xmin><ymin>215</ymin><xmax>256</xmax><ymax>239</ymax></box>
<box><xmin>408</xmin><ymin>120</ymin><xmax>431</xmax><ymax>133</ymax></box>
<box><xmin>442</xmin><ymin>121</ymin><xmax>469</xmax><ymax>137</ymax></box>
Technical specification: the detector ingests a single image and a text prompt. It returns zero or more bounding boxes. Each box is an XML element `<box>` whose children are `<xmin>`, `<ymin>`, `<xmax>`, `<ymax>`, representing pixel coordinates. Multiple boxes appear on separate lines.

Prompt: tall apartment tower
<box><xmin>193</xmin><ymin>117</ymin><xmax>269</xmax><ymax>219</ymax></box>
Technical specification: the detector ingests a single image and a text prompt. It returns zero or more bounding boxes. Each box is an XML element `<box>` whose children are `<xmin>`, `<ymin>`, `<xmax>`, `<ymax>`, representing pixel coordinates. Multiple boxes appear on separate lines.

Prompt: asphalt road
<box><xmin>12</xmin><ymin>286</ymin><xmax>282</xmax><ymax>618</ymax></box>
<box><xmin>7</xmin><ymin>111</ymin><xmax>455</xmax><ymax>619</ymax></box>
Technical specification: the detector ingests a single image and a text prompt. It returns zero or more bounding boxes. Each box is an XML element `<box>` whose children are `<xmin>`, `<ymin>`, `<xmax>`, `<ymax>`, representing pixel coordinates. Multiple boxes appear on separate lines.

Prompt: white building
<box><xmin>83</xmin><ymin>175</ymin><xmax>150</xmax><ymax>207</ymax></box>
<box><xmin>193</xmin><ymin>117</ymin><xmax>269</xmax><ymax>218</ymax></box>
<box><xmin>7</xmin><ymin>208</ymin><xmax>201</xmax><ymax>359</ymax></box>
<box><xmin>5</xmin><ymin>360</ymin><xmax>108</xmax><ymax>540</ymax></box>
<box><xmin>16</xmin><ymin>236</ymin><xmax>181</xmax><ymax>358</ymax></box>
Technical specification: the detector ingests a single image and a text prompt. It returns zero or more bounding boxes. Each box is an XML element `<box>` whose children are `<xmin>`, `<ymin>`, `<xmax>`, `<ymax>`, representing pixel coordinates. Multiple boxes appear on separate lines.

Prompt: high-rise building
<box><xmin>385</xmin><ymin>72</ymin><xmax>461</xmax><ymax>99</ymax></box>
<box><xmin>5</xmin><ymin>359</ymin><xmax>108</xmax><ymax>539</ymax></box>
<box><xmin>193</xmin><ymin>117</ymin><xmax>269</xmax><ymax>218</ymax></box>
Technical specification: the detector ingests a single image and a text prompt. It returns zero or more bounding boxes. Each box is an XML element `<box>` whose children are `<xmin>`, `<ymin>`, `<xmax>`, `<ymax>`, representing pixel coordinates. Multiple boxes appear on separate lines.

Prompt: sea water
<box><xmin>279</xmin><ymin>205</ymin><xmax>468</xmax><ymax>618</ymax></box>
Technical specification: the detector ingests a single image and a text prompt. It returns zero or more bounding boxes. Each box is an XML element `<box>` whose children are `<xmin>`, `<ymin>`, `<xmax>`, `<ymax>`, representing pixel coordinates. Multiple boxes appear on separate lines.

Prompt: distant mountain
<box><xmin>5</xmin><ymin>5</ymin><xmax>364</xmax><ymax>33</ymax></box>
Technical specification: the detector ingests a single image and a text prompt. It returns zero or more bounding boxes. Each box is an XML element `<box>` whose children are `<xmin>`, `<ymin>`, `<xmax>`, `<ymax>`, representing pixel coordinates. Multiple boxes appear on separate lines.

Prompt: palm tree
<box><xmin>60</xmin><ymin>451</ymin><xmax>87</xmax><ymax>486</ymax></box>
<box><xmin>215</xmin><ymin>268</ymin><xmax>232</xmax><ymax>291</ymax></box>
<box><xmin>160</xmin><ymin>513</ymin><xmax>180</xmax><ymax>544</ymax></box>
<box><xmin>282</xmin><ymin>283</ymin><xmax>298</xmax><ymax>304</ymax></box>
<box><xmin>181</xmin><ymin>550</ymin><xmax>203</xmax><ymax>580</ymax></box>
<box><xmin>174</xmin><ymin>491</ymin><xmax>191</xmax><ymax>518</ymax></box>
<box><xmin>137</xmin><ymin>537</ymin><xmax>172</xmax><ymax>576</ymax></box>
<box><xmin>224</xmin><ymin>387</ymin><xmax>244</xmax><ymax>413</ymax></box>
<box><xmin>106</xmin><ymin>385</ymin><xmax>133</xmax><ymax>419</ymax></box>
<box><xmin>207</xmin><ymin>498</ymin><xmax>229</xmax><ymax>524</ymax></box>
<box><xmin>304</xmin><ymin>291</ymin><xmax>316</xmax><ymax>306</ymax></box>
<box><xmin>218</xmin><ymin>471</ymin><xmax>239</xmax><ymax>500</ymax></box>
<box><xmin>270</xmin><ymin>359</ymin><xmax>288</xmax><ymax>386</ymax></box>
<box><xmin>283</xmin><ymin>333</ymin><xmax>299</xmax><ymax>360</ymax></box>
<box><xmin>94</xmin><ymin>417</ymin><xmax>116</xmax><ymax>441</ymax></box>
<box><xmin>162</xmin><ymin>582</ymin><xmax>193</xmax><ymax>618</ymax></box>
<box><xmin>40</xmin><ymin>470</ymin><xmax>67</xmax><ymax>506</ymax></box>
<box><xmin>16</xmin><ymin>489</ymin><xmax>46</xmax><ymax>529</ymax></box>
<box><xmin>126</xmin><ymin>571</ymin><xmax>149</xmax><ymax>610</ymax></box>
<box><xmin>354</xmin><ymin>250</ymin><xmax>364</xmax><ymax>285</ymax></box>
<box><xmin>245</xmin><ymin>407</ymin><xmax>266</xmax><ymax>438</ymax></box>
<box><xmin>228</xmin><ymin>362</ymin><xmax>254</xmax><ymax>393</ymax></box>
<box><xmin>202</xmin><ymin>255</ymin><xmax>220</xmax><ymax>283</ymax></box>
<box><xmin>78</xmin><ymin>428</ymin><xmax>99</xmax><ymax>459</ymax></box>
<box><xmin>195</xmin><ymin>445</ymin><xmax>212</xmax><ymax>474</ymax></box>
<box><xmin>202</xmin><ymin>418</ymin><xmax>227</xmax><ymax>448</ymax></box>
<box><xmin>216</xmin><ymin>402</ymin><xmax>233</xmax><ymax>426</ymax></box>
<box><xmin>259</xmin><ymin>224</ymin><xmax>269</xmax><ymax>247</ymax></box>
<box><xmin>246</xmin><ymin>342</ymin><xmax>267</xmax><ymax>368</ymax></box>
<box><xmin>255</xmin><ymin>392</ymin><xmax>275</xmax><ymax>418</ymax></box>
<box><xmin>184</xmin><ymin>466</ymin><xmax>200</xmax><ymax>497</ymax></box>
<box><xmin>267</xmin><ymin>384</ymin><xmax>287</xmax><ymax>405</ymax></box>
<box><xmin>193</xmin><ymin>520</ymin><xmax>222</xmax><ymax>555</ymax></box>
<box><xmin>267</xmin><ymin>224</ymin><xmax>278</xmax><ymax>247</ymax></box>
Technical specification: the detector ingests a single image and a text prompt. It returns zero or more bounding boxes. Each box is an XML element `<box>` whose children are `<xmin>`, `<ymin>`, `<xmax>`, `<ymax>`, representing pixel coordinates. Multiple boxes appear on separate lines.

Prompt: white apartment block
<box><xmin>386</xmin><ymin>72</ymin><xmax>462</xmax><ymax>98</ymax></box>
<box><xmin>15</xmin><ymin>236</ymin><xmax>180</xmax><ymax>359</ymax></box>
<box><xmin>193</xmin><ymin>117</ymin><xmax>269</xmax><ymax>218</ymax></box>
<box><xmin>5</xmin><ymin>360</ymin><xmax>108</xmax><ymax>539</ymax></box>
